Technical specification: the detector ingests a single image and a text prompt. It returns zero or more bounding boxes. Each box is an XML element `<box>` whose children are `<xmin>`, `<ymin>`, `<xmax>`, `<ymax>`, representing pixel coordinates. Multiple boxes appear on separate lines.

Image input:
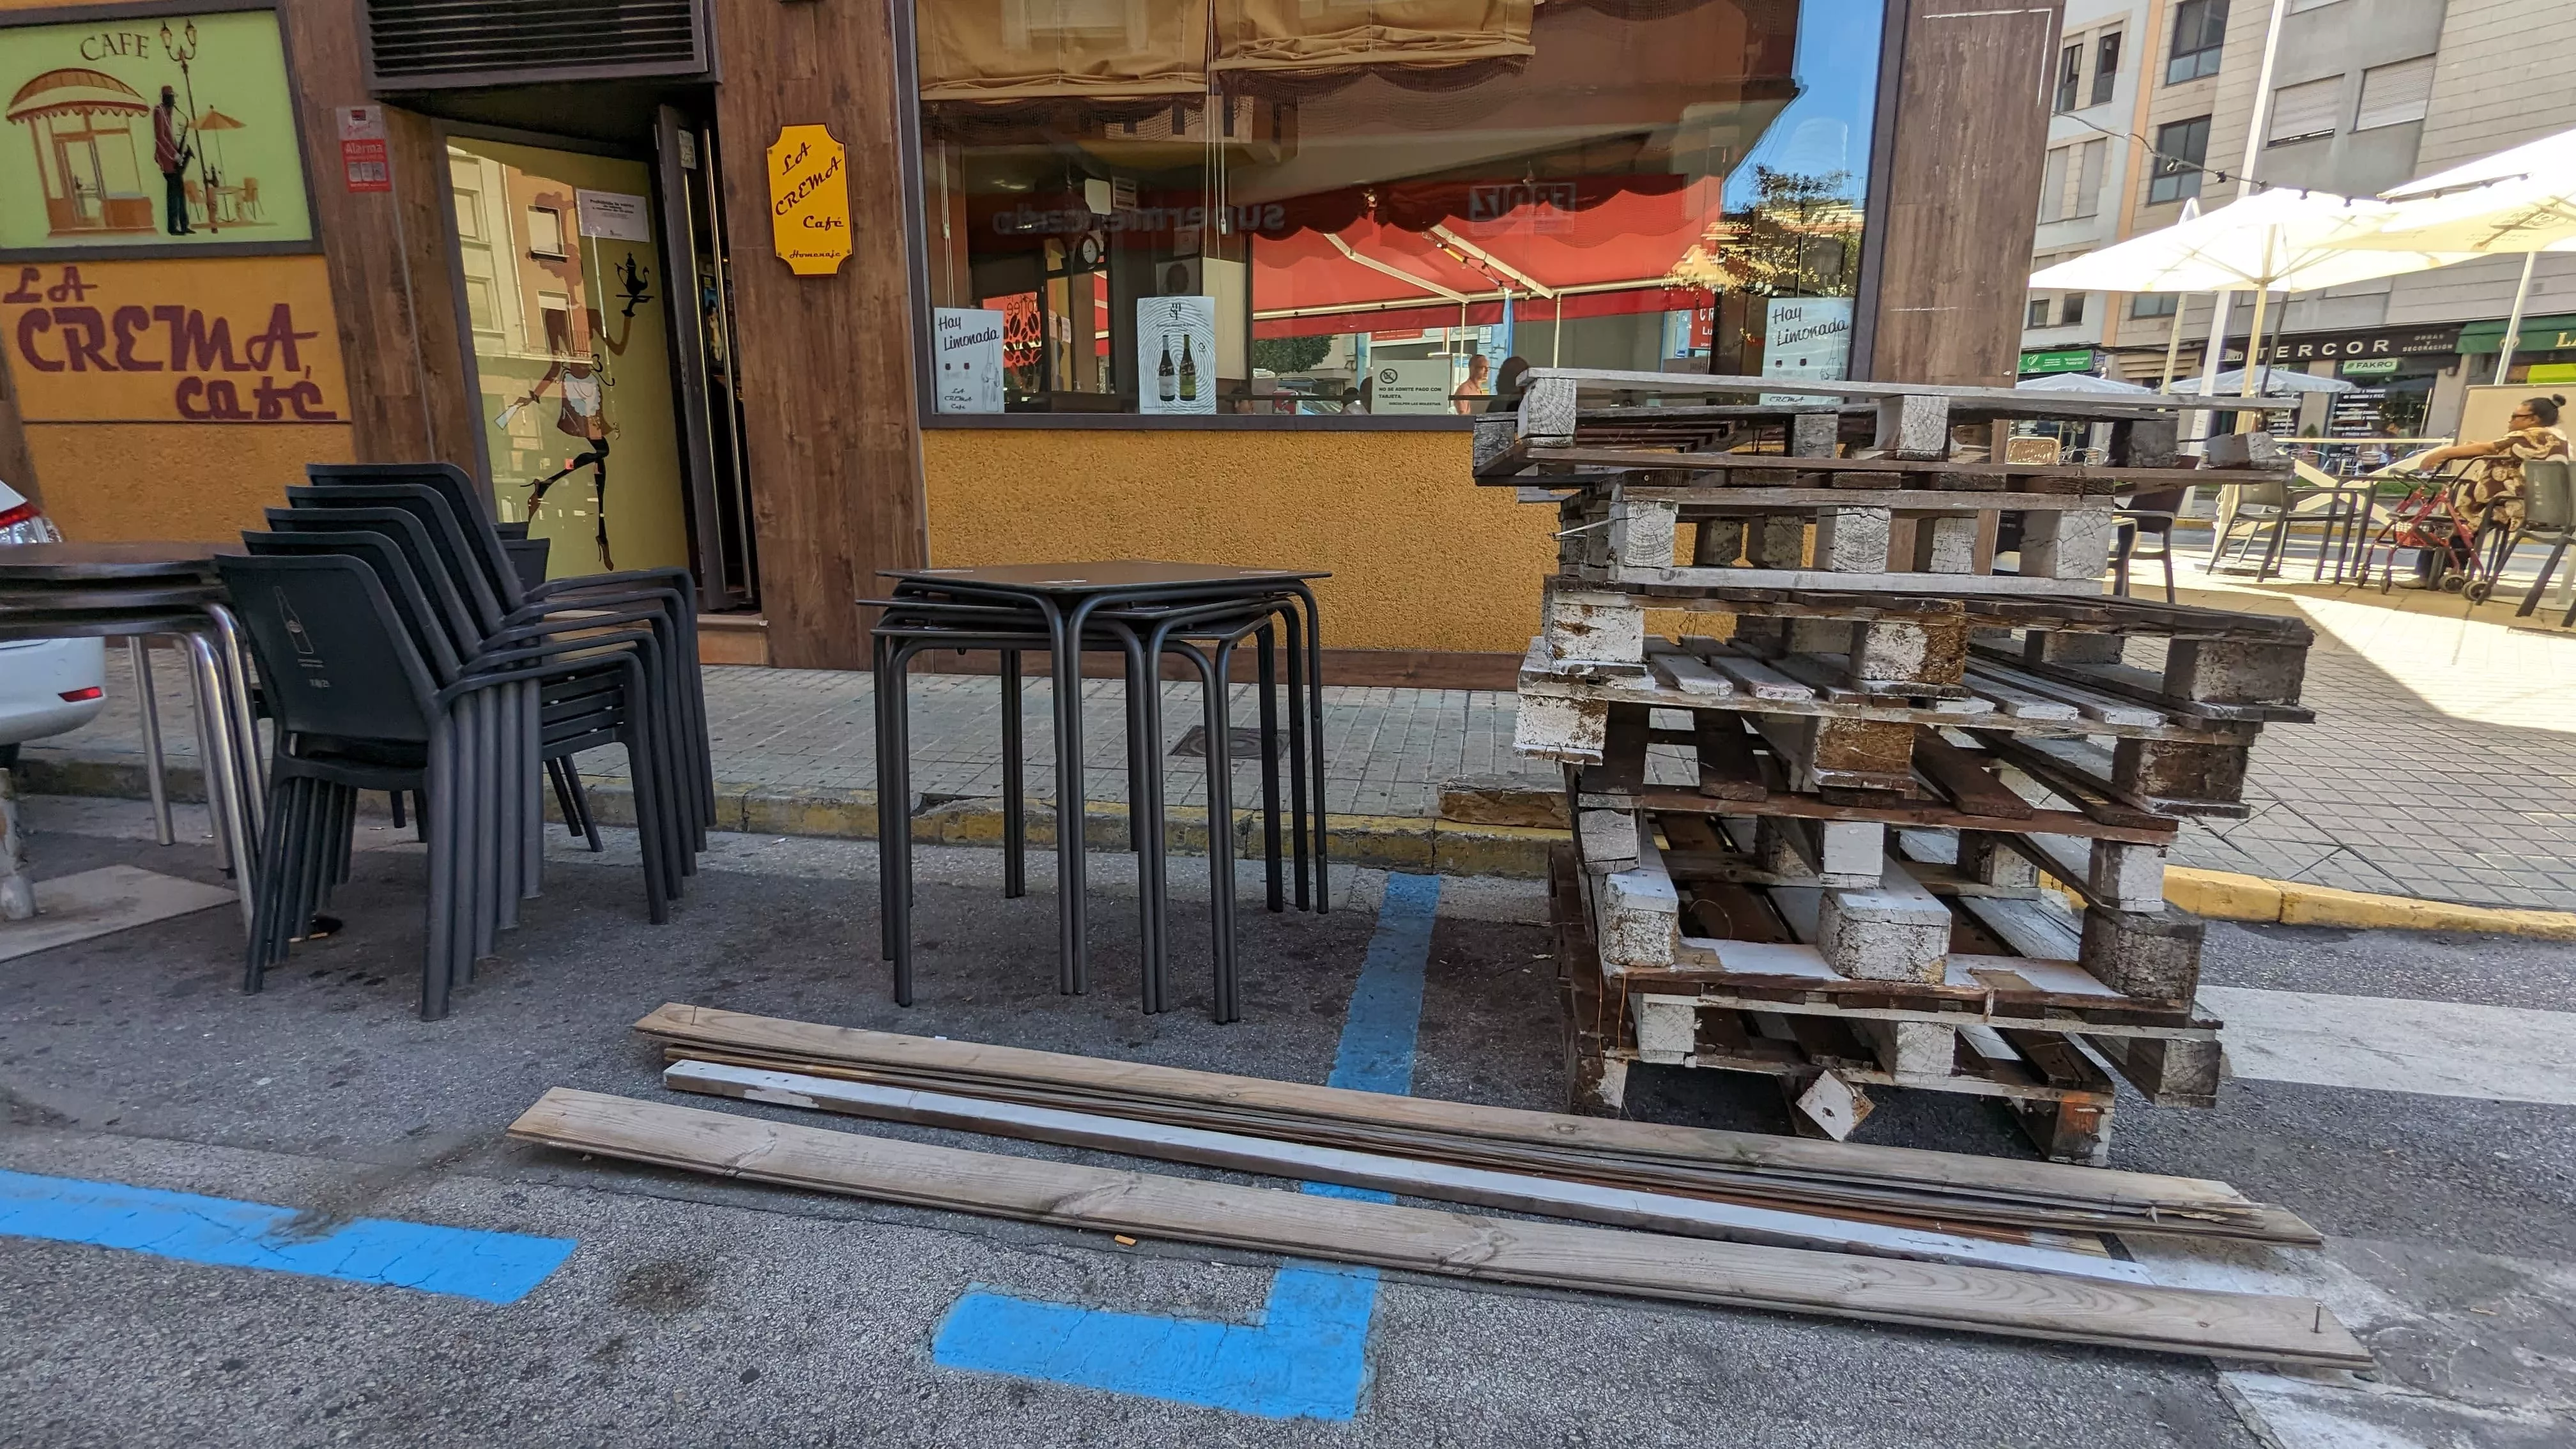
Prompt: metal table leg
<box><xmin>1256</xmin><ymin>623</ymin><xmax>1282</xmax><ymax>914</ymax></box>
<box><xmin>128</xmin><ymin>638</ymin><xmax>173</xmax><ymax>846</ymax></box>
<box><xmin>1286</xmin><ymin>583</ymin><xmax>1330</xmax><ymax>914</ymax></box>
<box><xmin>1001</xmin><ymin>648</ymin><xmax>1025</xmax><ymax>899</ymax></box>
<box><xmin>181</xmin><ymin>630</ymin><xmax>255</xmax><ymax>929</ymax></box>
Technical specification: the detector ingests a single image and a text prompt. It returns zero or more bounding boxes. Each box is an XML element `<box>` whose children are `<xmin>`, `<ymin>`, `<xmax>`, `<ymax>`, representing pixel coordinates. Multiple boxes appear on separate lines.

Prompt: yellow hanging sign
<box><xmin>767</xmin><ymin>125</ymin><xmax>850</xmax><ymax>277</ymax></box>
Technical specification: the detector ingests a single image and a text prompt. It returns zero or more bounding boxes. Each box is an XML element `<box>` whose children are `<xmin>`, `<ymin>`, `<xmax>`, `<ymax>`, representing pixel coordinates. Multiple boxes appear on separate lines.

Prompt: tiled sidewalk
<box><xmin>27</xmin><ymin>573</ymin><xmax>2576</xmax><ymax>910</ymax></box>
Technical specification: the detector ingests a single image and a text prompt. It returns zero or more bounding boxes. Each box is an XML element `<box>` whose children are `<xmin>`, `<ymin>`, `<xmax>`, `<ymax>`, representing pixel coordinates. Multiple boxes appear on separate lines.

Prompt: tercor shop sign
<box><xmin>3</xmin><ymin>257</ymin><xmax>348</xmax><ymax>422</ymax></box>
<box><xmin>2222</xmin><ymin>325</ymin><xmax>2460</xmax><ymax>366</ymax></box>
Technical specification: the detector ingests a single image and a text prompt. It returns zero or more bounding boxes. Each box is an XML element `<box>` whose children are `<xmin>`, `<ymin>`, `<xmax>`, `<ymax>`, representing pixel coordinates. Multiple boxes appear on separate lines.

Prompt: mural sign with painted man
<box><xmin>0</xmin><ymin>9</ymin><xmax>312</xmax><ymax>252</ymax></box>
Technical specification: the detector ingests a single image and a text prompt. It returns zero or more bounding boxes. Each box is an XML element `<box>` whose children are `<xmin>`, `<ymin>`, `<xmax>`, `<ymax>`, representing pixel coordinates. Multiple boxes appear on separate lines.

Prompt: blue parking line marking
<box><xmin>0</xmin><ymin>1167</ymin><xmax>576</xmax><ymax>1305</ymax></box>
<box><xmin>932</xmin><ymin>872</ymin><xmax>1443</xmax><ymax>1420</ymax></box>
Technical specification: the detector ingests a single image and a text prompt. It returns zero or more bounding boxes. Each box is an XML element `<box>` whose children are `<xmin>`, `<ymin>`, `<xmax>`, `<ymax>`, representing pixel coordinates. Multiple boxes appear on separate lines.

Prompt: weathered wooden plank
<box><xmin>1613</xmin><ymin>565</ymin><xmax>2089</xmax><ymax>595</ymax></box>
<box><xmin>510</xmin><ymin>1089</ymin><xmax>2366</xmax><ymax>1366</ymax></box>
<box><xmin>1912</xmin><ymin>730</ymin><xmax>2036</xmax><ymax>819</ymax></box>
<box><xmin>1611</xmin><ymin>785</ymin><xmax>2176</xmax><ymax>845</ymax></box>
<box><xmin>666</xmin><ymin>1061</ymin><xmax>2149</xmax><ymax>1282</ymax></box>
<box><xmin>1519</xmin><ymin>369</ymin><xmax>2294</xmax><ymax>412</ymax></box>
<box><xmin>633</xmin><ymin>1007</ymin><xmax>2282</xmax><ymax>1218</ymax></box>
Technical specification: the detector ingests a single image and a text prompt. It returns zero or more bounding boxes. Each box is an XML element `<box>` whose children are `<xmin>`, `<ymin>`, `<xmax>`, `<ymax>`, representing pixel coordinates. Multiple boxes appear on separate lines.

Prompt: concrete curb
<box><xmin>2163</xmin><ymin>866</ymin><xmax>2576</xmax><ymax>941</ymax></box>
<box><xmin>23</xmin><ymin>749</ymin><xmax>2576</xmax><ymax>937</ymax></box>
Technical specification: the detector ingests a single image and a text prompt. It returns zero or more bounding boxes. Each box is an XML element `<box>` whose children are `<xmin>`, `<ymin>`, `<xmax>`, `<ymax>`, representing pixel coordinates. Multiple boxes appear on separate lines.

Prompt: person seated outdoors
<box><xmin>2401</xmin><ymin>394</ymin><xmax>2569</xmax><ymax>587</ymax></box>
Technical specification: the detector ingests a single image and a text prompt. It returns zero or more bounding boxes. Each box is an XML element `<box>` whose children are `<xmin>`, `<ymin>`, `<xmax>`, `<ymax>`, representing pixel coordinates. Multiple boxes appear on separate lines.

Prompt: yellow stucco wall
<box><xmin>921</xmin><ymin>429</ymin><xmax>1556</xmax><ymax>654</ymax></box>
<box><xmin>26</xmin><ymin>422</ymin><xmax>351</xmax><ymax>543</ymax></box>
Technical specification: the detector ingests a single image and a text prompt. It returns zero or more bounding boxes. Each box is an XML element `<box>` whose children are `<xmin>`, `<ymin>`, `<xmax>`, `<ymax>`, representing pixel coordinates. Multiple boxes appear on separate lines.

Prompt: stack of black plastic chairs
<box><xmin>218</xmin><ymin>462</ymin><xmax>713</xmax><ymax>1017</ymax></box>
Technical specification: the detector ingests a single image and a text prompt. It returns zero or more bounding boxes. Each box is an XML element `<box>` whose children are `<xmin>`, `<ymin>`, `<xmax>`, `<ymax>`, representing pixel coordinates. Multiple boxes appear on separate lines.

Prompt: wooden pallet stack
<box><xmin>1478</xmin><ymin>368</ymin><xmax>2311</xmax><ymax>1163</ymax></box>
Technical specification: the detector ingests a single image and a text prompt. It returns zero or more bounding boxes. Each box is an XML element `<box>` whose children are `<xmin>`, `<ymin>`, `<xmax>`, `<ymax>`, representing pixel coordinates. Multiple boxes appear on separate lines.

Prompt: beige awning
<box><xmin>917</xmin><ymin>0</ymin><xmax>1212</xmax><ymax>103</ymax></box>
<box><xmin>1213</xmin><ymin>0</ymin><xmax>1535</xmax><ymax>73</ymax></box>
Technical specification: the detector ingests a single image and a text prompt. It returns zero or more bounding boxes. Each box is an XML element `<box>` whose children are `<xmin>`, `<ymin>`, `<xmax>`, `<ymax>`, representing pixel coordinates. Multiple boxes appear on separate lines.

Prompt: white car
<box><xmin>0</xmin><ymin>478</ymin><xmax>107</xmax><ymax>768</ymax></box>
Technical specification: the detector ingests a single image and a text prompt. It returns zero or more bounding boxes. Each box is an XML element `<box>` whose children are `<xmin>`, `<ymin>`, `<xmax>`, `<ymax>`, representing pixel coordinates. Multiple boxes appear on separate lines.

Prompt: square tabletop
<box><xmin>880</xmin><ymin>559</ymin><xmax>1327</xmax><ymax>594</ymax></box>
<box><xmin>0</xmin><ymin>542</ymin><xmax>229</xmax><ymax>582</ymax></box>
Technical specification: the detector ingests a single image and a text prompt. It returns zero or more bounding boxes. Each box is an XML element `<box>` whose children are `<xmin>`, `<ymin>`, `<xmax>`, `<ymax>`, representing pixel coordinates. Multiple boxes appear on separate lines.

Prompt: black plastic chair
<box><xmin>220</xmin><ymin>553</ymin><xmax>678</xmax><ymax>1016</ymax></box>
<box><xmin>244</xmin><ymin>524</ymin><xmax>606</xmax><ymax>855</ymax></box>
<box><xmin>252</xmin><ymin>503</ymin><xmax>687</xmax><ymax>904</ymax></box>
<box><xmin>275</xmin><ymin>479</ymin><xmax>700</xmax><ymax>864</ymax></box>
<box><xmin>301</xmin><ymin>463</ymin><xmax>715</xmax><ymax>839</ymax></box>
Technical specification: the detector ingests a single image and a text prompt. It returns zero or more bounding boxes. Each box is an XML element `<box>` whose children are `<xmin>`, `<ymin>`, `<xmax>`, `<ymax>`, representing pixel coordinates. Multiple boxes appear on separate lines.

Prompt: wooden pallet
<box><xmin>1550</xmin><ymin>848</ymin><xmax>2129</xmax><ymax>1165</ymax></box>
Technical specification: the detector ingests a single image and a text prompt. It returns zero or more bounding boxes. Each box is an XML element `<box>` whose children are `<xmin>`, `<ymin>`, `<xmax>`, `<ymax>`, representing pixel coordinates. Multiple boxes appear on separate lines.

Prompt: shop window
<box><xmin>2131</xmin><ymin>293</ymin><xmax>2179</xmax><ymax>318</ymax></box>
<box><xmin>2166</xmin><ymin>0</ymin><xmax>2226</xmax><ymax>85</ymax></box>
<box><xmin>2091</xmin><ymin>31</ymin><xmax>2122</xmax><ymax>107</ymax></box>
<box><xmin>2149</xmin><ymin>116</ymin><xmax>2210</xmax><ymax>204</ymax></box>
<box><xmin>912</xmin><ymin>0</ymin><xmax>1882</xmax><ymax>418</ymax></box>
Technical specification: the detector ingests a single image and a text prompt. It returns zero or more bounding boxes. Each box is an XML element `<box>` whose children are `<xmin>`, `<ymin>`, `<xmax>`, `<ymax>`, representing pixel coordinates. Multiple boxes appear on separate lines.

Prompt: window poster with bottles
<box><xmin>0</xmin><ymin>10</ymin><xmax>314</xmax><ymax>254</ymax></box>
<box><xmin>1137</xmin><ymin>294</ymin><xmax>1214</xmax><ymax>415</ymax></box>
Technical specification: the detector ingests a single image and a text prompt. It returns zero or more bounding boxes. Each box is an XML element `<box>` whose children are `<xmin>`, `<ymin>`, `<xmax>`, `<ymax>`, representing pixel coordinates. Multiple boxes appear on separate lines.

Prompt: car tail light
<box><xmin>0</xmin><ymin>499</ymin><xmax>64</xmax><ymax>545</ymax></box>
<box><xmin>59</xmin><ymin>686</ymin><xmax>105</xmax><ymax>702</ymax></box>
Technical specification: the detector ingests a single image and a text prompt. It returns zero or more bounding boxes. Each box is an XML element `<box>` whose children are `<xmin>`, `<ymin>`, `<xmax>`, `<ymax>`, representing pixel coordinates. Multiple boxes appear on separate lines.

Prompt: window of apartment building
<box><xmin>2028</xmin><ymin>296</ymin><xmax>2053</xmax><ymax>328</ymax></box>
<box><xmin>2131</xmin><ymin>293</ymin><xmax>2179</xmax><ymax>318</ymax></box>
<box><xmin>2038</xmin><ymin>139</ymin><xmax>2108</xmax><ymax>223</ymax></box>
<box><xmin>2267</xmin><ymin>75</ymin><xmax>2342</xmax><ymax>145</ymax></box>
<box><xmin>2092</xmin><ymin>30</ymin><xmax>2122</xmax><ymax>106</ymax></box>
<box><xmin>2056</xmin><ymin>42</ymin><xmax>2083</xmax><ymax>111</ymax></box>
<box><xmin>2060</xmin><ymin>293</ymin><xmax>2085</xmax><ymax>326</ymax></box>
<box><xmin>2149</xmin><ymin>116</ymin><xmax>2211</xmax><ymax>203</ymax></box>
<box><xmin>911</xmin><ymin>0</ymin><xmax>1882</xmax><ymax>418</ymax></box>
<box><xmin>2166</xmin><ymin>0</ymin><xmax>2227</xmax><ymax>84</ymax></box>
<box><xmin>2356</xmin><ymin>55</ymin><xmax>2436</xmax><ymax>130</ymax></box>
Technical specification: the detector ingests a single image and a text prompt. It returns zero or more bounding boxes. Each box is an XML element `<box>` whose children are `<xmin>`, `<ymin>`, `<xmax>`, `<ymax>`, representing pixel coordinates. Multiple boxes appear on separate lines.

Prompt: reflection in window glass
<box><xmin>916</xmin><ymin>0</ymin><xmax>1882</xmax><ymax>417</ymax></box>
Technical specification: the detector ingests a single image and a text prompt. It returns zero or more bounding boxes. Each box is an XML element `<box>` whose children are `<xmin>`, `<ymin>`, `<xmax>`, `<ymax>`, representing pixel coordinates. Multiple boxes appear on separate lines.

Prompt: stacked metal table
<box><xmin>0</xmin><ymin>542</ymin><xmax>266</xmax><ymax>926</ymax></box>
<box><xmin>873</xmin><ymin>560</ymin><xmax>1330</xmax><ymax>1021</ymax></box>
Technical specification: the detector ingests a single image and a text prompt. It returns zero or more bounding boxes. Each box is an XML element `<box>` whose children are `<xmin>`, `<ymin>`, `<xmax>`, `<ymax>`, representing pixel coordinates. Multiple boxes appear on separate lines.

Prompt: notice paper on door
<box><xmin>576</xmin><ymin>190</ymin><xmax>653</xmax><ymax>243</ymax></box>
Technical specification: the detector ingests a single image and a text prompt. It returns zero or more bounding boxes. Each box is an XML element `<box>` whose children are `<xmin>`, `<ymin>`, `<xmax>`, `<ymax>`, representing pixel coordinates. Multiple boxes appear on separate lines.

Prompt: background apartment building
<box><xmin>2022</xmin><ymin>0</ymin><xmax>2576</xmax><ymax>440</ymax></box>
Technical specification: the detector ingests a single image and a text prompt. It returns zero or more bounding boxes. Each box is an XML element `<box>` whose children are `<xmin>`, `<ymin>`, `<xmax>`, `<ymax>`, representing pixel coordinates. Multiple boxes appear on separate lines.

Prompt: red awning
<box><xmin>1253</xmin><ymin>178</ymin><xmax>1718</xmax><ymax>337</ymax></box>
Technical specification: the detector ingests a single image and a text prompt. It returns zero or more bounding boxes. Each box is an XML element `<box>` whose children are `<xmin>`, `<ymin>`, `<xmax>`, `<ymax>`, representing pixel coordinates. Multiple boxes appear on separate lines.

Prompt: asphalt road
<box><xmin>0</xmin><ymin>795</ymin><xmax>2569</xmax><ymax>1448</ymax></box>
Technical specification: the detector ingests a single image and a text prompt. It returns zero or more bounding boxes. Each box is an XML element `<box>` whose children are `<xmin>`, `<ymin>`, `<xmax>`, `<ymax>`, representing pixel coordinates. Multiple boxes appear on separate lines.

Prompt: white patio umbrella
<box><xmin>2343</xmin><ymin>127</ymin><xmax>2576</xmax><ymax>381</ymax></box>
<box><xmin>2202</xmin><ymin>368</ymin><xmax>2356</xmax><ymax>395</ymax></box>
<box><xmin>2030</xmin><ymin>188</ymin><xmax>2475</xmax><ymax>401</ymax></box>
<box><xmin>2014</xmin><ymin>372</ymin><xmax>2150</xmax><ymax>393</ymax></box>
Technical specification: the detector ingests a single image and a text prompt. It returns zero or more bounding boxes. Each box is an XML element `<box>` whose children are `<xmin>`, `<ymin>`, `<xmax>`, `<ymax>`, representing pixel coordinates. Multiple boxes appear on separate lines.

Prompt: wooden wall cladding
<box><xmin>712</xmin><ymin>0</ymin><xmax>928</xmax><ymax>671</ymax></box>
<box><xmin>277</xmin><ymin>0</ymin><xmax>480</xmax><ymax>472</ymax></box>
<box><xmin>1868</xmin><ymin>0</ymin><xmax>2064</xmax><ymax>386</ymax></box>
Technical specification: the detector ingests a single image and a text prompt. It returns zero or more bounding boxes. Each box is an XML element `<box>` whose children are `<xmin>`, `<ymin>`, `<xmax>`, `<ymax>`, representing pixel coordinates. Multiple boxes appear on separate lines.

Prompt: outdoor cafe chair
<box><xmin>278</xmin><ymin>477</ymin><xmax>705</xmax><ymax>856</ymax></box>
<box><xmin>220</xmin><ymin>552</ymin><xmax>680</xmax><ymax>1018</ymax></box>
<box><xmin>250</xmin><ymin>503</ymin><xmax>690</xmax><ymax>904</ymax></box>
<box><xmin>2206</xmin><ymin>475</ymin><xmax>2361</xmax><ymax>582</ymax></box>
<box><xmin>246</xmin><ymin>524</ymin><xmax>612</xmax><ymax>857</ymax></box>
<box><xmin>302</xmin><ymin>463</ymin><xmax>716</xmax><ymax>839</ymax></box>
<box><xmin>2113</xmin><ymin>484</ymin><xmax>2191</xmax><ymax>604</ymax></box>
<box><xmin>2492</xmin><ymin>458</ymin><xmax>2576</xmax><ymax>613</ymax></box>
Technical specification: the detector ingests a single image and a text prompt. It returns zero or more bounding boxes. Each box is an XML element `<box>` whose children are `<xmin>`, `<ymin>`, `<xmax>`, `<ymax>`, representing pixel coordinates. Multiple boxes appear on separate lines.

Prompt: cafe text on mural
<box><xmin>2</xmin><ymin>257</ymin><xmax>348</xmax><ymax>423</ymax></box>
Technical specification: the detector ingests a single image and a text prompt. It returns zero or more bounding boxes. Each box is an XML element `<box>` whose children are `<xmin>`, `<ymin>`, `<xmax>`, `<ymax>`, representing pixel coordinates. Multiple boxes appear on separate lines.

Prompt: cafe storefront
<box><xmin>0</xmin><ymin>0</ymin><xmax>2065</xmax><ymax>676</ymax></box>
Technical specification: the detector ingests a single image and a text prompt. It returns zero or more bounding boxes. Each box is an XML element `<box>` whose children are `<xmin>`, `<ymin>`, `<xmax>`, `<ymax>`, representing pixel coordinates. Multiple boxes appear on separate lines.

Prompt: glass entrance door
<box><xmin>447</xmin><ymin>135</ymin><xmax>691</xmax><ymax>579</ymax></box>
